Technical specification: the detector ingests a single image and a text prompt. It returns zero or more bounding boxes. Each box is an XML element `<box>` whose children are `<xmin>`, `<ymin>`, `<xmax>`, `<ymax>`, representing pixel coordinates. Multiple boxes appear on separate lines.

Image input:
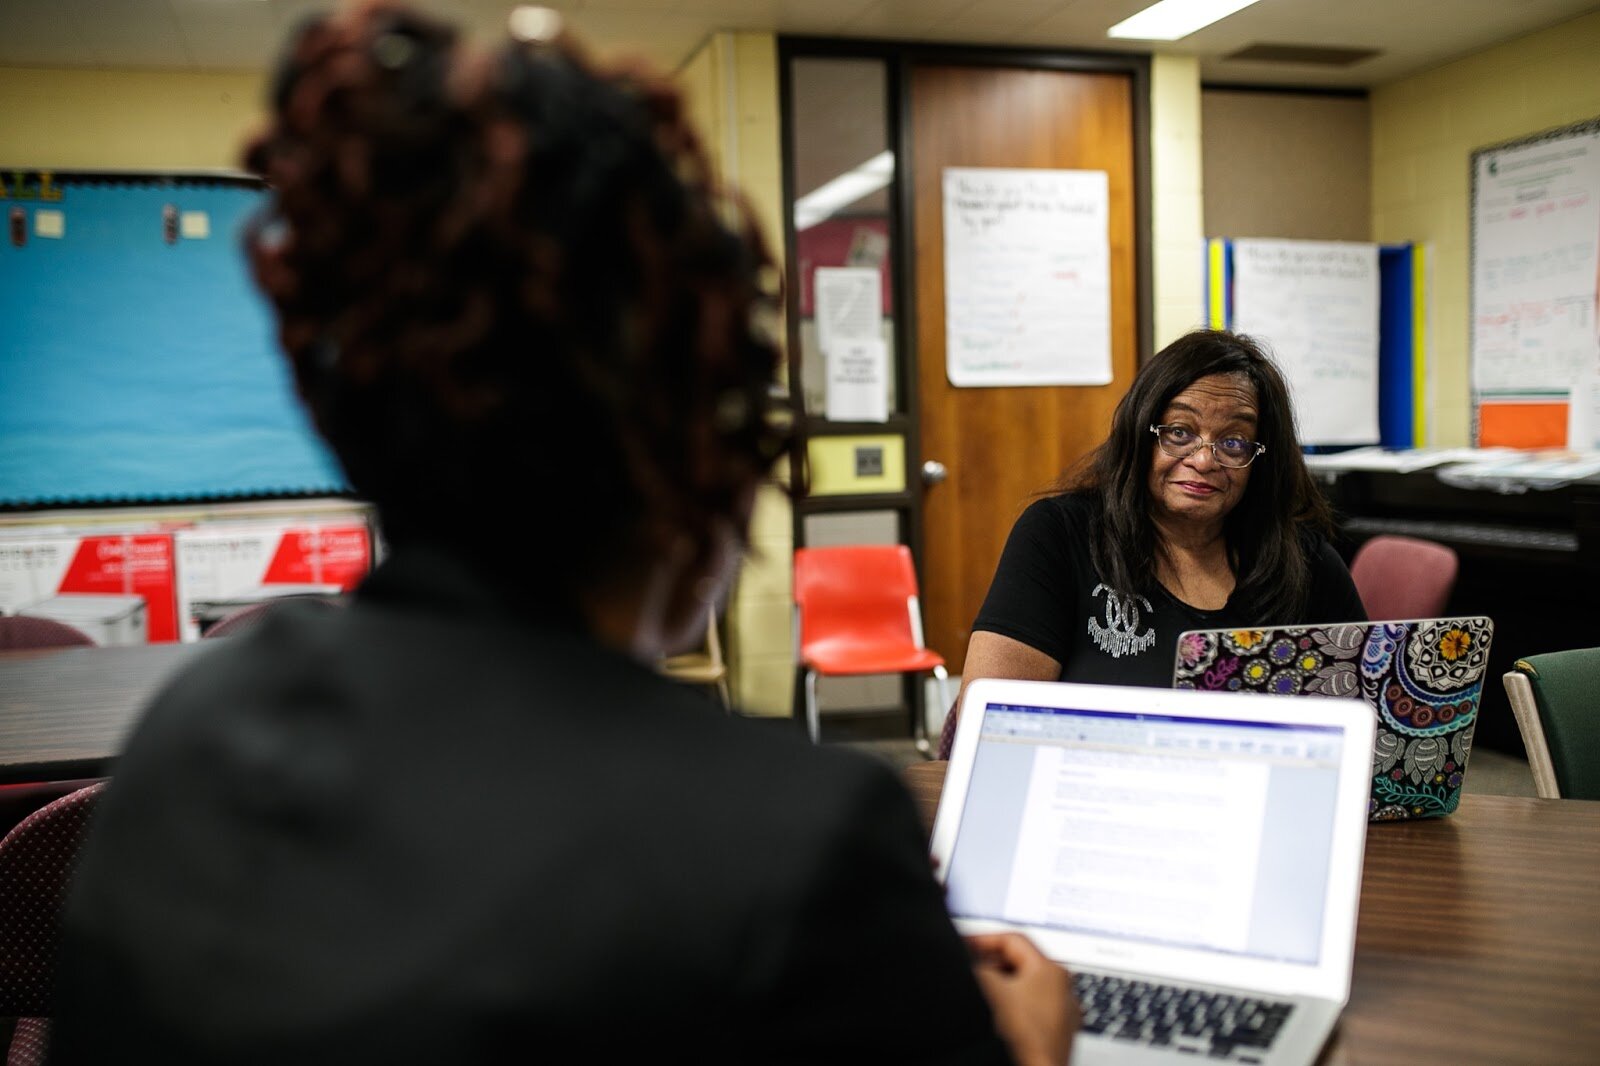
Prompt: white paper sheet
<box><xmin>1301</xmin><ymin>447</ymin><xmax>1487</xmax><ymax>473</ymax></box>
<box><xmin>825</xmin><ymin>337</ymin><xmax>890</xmax><ymax>423</ymax></box>
<box><xmin>815</xmin><ymin>266</ymin><xmax>889</xmax><ymax>421</ymax></box>
<box><xmin>1566</xmin><ymin>367</ymin><xmax>1600</xmax><ymax>450</ymax></box>
<box><xmin>1232</xmin><ymin>239</ymin><xmax>1380</xmax><ymax>446</ymax></box>
<box><xmin>942</xmin><ymin>168</ymin><xmax>1111</xmax><ymax>387</ymax></box>
<box><xmin>814</xmin><ymin>266</ymin><xmax>881</xmax><ymax>355</ymax></box>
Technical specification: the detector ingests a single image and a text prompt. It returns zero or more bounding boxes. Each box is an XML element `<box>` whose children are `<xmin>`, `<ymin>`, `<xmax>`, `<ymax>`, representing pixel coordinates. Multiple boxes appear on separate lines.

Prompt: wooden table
<box><xmin>0</xmin><ymin>642</ymin><xmax>213</xmax><ymax>784</ymax></box>
<box><xmin>904</xmin><ymin>762</ymin><xmax>1600</xmax><ymax>1066</ymax></box>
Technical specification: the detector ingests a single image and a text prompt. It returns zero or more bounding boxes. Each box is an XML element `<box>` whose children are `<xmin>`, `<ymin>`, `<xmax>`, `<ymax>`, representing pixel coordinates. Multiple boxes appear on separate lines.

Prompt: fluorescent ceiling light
<box><xmin>793</xmin><ymin>151</ymin><xmax>894</xmax><ymax>232</ymax></box>
<box><xmin>1107</xmin><ymin>0</ymin><xmax>1264</xmax><ymax>41</ymax></box>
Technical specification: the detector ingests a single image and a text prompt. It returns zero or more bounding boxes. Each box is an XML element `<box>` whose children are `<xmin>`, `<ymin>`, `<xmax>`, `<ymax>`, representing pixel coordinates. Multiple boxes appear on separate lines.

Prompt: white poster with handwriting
<box><xmin>1472</xmin><ymin>125</ymin><xmax>1600</xmax><ymax>397</ymax></box>
<box><xmin>815</xmin><ymin>267</ymin><xmax>882</xmax><ymax>358</ymax></box>
<box><xmin>942</xmin><ymin>168</ymin><xmax>1111</xmax><ymax>387</ymax></box>
<box><xmin>1232</xmin><ymin>239</ymin><xmax>1380</xmax><ymax>445</ymax></box>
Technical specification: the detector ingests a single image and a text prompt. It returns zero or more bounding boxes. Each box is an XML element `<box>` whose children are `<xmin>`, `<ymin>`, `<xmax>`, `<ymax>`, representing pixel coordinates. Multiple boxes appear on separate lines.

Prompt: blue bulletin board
<box><xmin>0</xmin><ymin>172</ymin><xmax>348</xmax><ymax>508</ymax></box>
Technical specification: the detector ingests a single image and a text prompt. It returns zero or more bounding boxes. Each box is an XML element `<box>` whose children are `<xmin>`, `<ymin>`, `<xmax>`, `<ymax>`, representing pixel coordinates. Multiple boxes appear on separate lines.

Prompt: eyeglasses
<box><xmin>1149</xmin><ymin>424</ymin><xmax>1265</xmax><ymax>468</ymax></box>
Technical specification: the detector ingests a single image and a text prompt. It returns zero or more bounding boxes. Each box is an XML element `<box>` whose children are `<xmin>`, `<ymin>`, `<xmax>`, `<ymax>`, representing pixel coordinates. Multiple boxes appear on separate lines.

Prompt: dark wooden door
<box><xmin>911</xmin><ymin>64</ymin><xmax>1140</xmax><ymax>674</ymax></box>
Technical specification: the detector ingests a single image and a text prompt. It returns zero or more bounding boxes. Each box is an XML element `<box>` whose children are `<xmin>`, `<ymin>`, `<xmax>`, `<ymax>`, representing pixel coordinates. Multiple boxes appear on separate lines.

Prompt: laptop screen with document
<box><xmin>943</xmin><ymin>702</ymin><xmax>1345</xmax><ymax>966</ymax></box>
<box><xmin>932</xmin><ymin>681</ymin><xmax>1374</xmax><ymax>1004</ymax></box>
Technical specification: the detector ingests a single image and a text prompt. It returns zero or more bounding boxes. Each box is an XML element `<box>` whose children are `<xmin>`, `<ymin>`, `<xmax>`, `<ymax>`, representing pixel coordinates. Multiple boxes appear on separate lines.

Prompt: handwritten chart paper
<box><xmin>1233</xmin><ymin>240</ymin><xmax>1380</xmax><ymax>445</ymax></box>
<box><xmin>942</xmin><ymin>168</ymin><xmax>1111</xmax><ymax>387</ymax></box>
<box><xmin>1472</xmin><ymin>125</ymin><xmax>1600</xmax><ymax>397</ymax></box>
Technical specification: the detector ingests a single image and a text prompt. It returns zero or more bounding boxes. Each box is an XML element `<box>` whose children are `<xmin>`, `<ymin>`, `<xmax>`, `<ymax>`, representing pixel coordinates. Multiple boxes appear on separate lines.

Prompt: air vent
<box><xmin>1224</xmin><ymin>44</ymin><xmax>1380</xmax><ymax>66</ymax></box>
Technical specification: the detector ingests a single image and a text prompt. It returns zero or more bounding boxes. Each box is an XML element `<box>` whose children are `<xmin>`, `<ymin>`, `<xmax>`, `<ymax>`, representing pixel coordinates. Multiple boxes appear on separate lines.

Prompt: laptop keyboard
<box><xmin>1075</xmin><ymin>972</ymin><xmax>1294</xmax><ymax>1061</ymax></box>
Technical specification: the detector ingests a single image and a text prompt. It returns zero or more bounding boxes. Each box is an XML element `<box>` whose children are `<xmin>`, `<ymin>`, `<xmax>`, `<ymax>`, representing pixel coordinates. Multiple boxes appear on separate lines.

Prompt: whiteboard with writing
<box><xmin>942</xmin><ymin>168</ymin><xmax>1111</xmax><ymax>387</ymax></box>
<box><xmin>1232</xmin><ymin>239</ymin><xmax>1380</xmax><ymax>446</ymax></box>
<box><xmin>1471</xmin><ymin>120</ymin><xmax>1600</xmax><ymax>397</ymax></box>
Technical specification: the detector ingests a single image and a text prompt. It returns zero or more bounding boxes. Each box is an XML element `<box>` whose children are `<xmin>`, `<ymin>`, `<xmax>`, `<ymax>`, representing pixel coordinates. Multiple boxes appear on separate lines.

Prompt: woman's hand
<box><xmin>966</xmin><ymin>931</ymin><xmax>1080</xmax><ymax>1066</ymax></box>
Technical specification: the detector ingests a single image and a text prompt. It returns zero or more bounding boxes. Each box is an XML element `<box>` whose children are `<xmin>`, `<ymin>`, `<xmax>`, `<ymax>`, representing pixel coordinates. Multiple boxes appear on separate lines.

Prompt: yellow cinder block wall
<box><xmin>1372</xmin><ymin>9</ymin><xmax>1600</xmax><ymax>446</ymax></box>
<box><xmin>1150</xmin><ymin>55</ymin><xmax>1208</xmax><ymax>349</ymax></box>
<box><xmin>0</xmin><ymin>67</ymin><xmax>265</xmax><ymax>169</ymax></box>
<box><xmin>678</xmin><ymin>33</ymin><xmax>796</xmax><ymax>717</ymax></box>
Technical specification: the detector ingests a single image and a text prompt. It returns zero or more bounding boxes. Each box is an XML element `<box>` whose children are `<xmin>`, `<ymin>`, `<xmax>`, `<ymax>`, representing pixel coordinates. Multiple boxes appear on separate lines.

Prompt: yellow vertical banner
<box><xmin>1206</xmin><ymin>239</ymin><xmax>1228</xmax><ymax>330</ymax></box>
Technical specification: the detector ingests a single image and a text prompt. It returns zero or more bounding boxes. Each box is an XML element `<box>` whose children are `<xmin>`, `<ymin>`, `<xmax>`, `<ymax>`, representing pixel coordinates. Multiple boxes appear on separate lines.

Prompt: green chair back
<box><xmin>1509</xmin><ymin>649</ymin><xmax>1600</xmax><ymax>801</ymax></box>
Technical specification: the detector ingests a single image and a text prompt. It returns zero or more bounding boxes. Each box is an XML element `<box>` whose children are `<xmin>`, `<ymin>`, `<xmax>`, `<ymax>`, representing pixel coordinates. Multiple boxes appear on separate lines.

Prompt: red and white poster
<box><xmin>0</xmin><ymin>531</ymin><xmax>180</xmax><ymax>643</ymax></box>
<box><xmin>175</xmin><ymin>522</ymin><xmax>371</xmax><ymax>640</ymax></box>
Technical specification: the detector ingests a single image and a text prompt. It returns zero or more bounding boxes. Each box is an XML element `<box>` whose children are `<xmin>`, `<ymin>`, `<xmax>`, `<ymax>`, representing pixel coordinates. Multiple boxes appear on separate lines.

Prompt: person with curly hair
<box><xmin>940</xmin><ymin>329</ymin><xmax>1367</xmax><ymax>756</ymax></box>
<box><xmin>51</xmin><ymin>3</ymin><xmax>1076</xmax><ymax>1063</ymax></box>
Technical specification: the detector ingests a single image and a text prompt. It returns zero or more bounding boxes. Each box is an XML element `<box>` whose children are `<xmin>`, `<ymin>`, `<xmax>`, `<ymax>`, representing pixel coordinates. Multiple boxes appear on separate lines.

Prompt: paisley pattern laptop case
<box><xmin>1173</xmin><ymin>618</ymin><xmax>1493</xmax><ymax>820</ymax></box>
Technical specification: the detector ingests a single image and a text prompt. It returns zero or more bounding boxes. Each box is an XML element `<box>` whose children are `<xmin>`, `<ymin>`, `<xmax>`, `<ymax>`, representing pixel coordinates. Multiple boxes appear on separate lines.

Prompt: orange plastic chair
<box><xmin>1348</xmin><ymin>534</ymin><xmax>1459</xmax><ymax>621</ymax></box>
<box><xmin>793</xmin><ymin>545</ymin><xmax>950</xmax><ymax>753</ymax></box>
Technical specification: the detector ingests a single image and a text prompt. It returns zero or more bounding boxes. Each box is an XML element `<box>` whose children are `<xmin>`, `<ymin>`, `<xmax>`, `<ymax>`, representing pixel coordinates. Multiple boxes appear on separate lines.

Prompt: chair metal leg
<box><xmin>917</xmin><ymin>665</ymin><xmax>950</xmax><ymax>758</ymax></box>
<box><xmin>805</xmin><ymin>668</ymin><xmax>821</xmax><ymax>744</ymax></box>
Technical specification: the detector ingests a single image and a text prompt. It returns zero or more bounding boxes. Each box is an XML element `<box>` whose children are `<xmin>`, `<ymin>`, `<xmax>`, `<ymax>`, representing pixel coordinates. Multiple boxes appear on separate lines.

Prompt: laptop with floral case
<box><xmin>1173</xmin><ymin>617</ymin><xmax>1494</xmax><ymax>820</ymax></box>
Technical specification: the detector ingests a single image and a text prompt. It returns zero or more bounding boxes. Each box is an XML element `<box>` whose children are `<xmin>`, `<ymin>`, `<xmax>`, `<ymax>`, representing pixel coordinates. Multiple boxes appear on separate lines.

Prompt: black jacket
<box><xmin>53</xmin><ymin>548</ymin><xmax>1010</xmax><ymax>1064</ymax></box>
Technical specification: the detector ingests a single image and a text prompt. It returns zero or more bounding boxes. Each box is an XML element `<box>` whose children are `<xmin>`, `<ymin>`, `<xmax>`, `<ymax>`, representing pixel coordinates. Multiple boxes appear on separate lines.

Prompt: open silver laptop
<box><xmin>931</xmin><ymin>679</ymin><xmax>1375</xmax><ymax>1065</ymax></box>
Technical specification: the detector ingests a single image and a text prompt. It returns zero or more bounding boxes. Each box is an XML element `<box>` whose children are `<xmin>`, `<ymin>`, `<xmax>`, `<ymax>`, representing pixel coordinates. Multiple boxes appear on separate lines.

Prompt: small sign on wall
<box><xmin>34</xmin><ymin>209</ymin><xmax>64</xmax><ymax>239</ymax></box>
<box><xmin>816</xmin><ymin>266</ymin><xmax>889</xmax><ymax>422</ymax></box>
<box><xmin>179</xmin><ymin>211</ymin><xmax>210</xmax><ymax>239</ymax></box>
<box><xmin>826</xmin><ymin>337</ymin><xmax>889</xmax><ymax>422</ymax></box>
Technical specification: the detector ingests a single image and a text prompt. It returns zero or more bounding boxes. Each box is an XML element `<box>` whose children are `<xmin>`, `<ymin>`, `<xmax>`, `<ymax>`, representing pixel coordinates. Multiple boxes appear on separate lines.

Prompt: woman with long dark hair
<box><xmin>942</xmin><ymin>329</ymin><xmax>1365</xmax><ymax>750</ymax></box>
<box><xmin>53</xmin><ymin>4</ymin><xmax>1075</xmax><ymax>1062</ymax></box>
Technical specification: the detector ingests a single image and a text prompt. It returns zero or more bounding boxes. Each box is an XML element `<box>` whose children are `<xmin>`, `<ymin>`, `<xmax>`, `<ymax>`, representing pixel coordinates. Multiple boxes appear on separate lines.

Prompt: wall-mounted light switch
<box><xmin>855</xmin><ymin>445</ymin><xmax>884</xmax><ymax>478</ymax></box>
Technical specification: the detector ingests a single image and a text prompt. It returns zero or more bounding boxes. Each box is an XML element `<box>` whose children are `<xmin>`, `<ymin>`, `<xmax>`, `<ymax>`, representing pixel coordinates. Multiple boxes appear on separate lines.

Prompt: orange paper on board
<box><xmin>1477</xmin><ymin>402</ymin><xmax>1568</xmax><ymax>448</ymax></box>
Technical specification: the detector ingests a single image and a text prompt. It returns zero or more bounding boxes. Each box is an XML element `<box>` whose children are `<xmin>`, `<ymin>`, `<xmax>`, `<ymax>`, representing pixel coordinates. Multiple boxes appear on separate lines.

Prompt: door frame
<box><xmin>779</xmin><ymin>36</ymin><xmax>1152</xmax><ymax>568</ymax></box>
<box><xmin>777</xmin><ymin>37</ymin><xmax>1153</xmax><ymax>723</ymax></box>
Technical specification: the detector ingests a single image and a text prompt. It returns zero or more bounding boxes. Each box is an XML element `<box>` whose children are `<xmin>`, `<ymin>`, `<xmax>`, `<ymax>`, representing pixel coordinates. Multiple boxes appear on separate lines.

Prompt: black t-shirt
<box><xmin>972</xmin><ymin>493</ymin><xmax>1368</xmax><ymax>688</ymax></box>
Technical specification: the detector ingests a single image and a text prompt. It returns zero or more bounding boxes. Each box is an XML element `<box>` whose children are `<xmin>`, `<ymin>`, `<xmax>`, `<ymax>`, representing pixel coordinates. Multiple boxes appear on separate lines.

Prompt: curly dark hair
<box><xmin>242</xmin><ymin>1</ymin><xmax>789</xmax><ymax>604</ymax></box>
<box><xmin>1069</xmin><ymin>328</ymin><xmax>1334</xmax><ymax>620</ymax></box>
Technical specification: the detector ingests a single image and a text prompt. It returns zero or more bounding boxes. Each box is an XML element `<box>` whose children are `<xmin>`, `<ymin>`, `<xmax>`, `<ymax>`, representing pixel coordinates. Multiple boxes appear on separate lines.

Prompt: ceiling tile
<box><xmin>170</xmin><ymin>0</ymin><xmax>280</xmax><ymax>71</ymax></box>
<box><xmin>936</xmin><ymin>0</ymin><xmax>1082</xmax><ymax>47</ymax></box>
<box><xmin>841</xmin><ymin>0</ymin><xmax>982</xmax><ymax>35</ymax></box>
<box><xmin>6</xmin><ymin>0</ymin><xmax>193</xmax><ymax>70</ymax></box>
<box><xmin>0</xmin><ymin>0</ymin><xmax>101</xmax><ymax>67</ymax></box>
<box><xmin>0</xmin><ymin>0</ymin><xmax>1596</xmax><ymax>91</ymax></box>
<box><xmin>557</xmin><ymin>8</ymin><xmax>711</xmax><ymax>68</ymax></box>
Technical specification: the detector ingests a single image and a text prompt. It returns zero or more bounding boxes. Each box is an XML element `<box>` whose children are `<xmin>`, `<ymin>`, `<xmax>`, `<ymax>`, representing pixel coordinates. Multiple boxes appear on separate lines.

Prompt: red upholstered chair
<box><xmin>202</xmin><ymin>595</ymin><xmax>342</xmax><ymax>639</ymax></box>
<box><xmin>0</xmin><ymin>780</ymin><xmax>105</xmax><ymax>846</ymax></box>
<box><xmin>0</xmin><ymin>781</ymin><xmax>107</xmax><ymax>1066</ymax></box>
<box><xmin>1348</xmin><ymin>534</ymin><xmax>1459</xmax><ymax>621</ymax></box>
<box><xmin>199</xmin><ymin>600</ymin><xmax>280</xmax><ymax>639</ymax></box>
<box><xmin>6</xmin><ymin>1018</ymin><xmax>49</xmax><ymax>1066</ymax></box>
<box><xmin>0</xmin><ymin>616</ymin><xmax>95</xmax><ymax>651</ymax></box>
<box><xmin>793</xmin><ymin>545</ymin><xmax>949</xmax><ymax>753</ymax></box>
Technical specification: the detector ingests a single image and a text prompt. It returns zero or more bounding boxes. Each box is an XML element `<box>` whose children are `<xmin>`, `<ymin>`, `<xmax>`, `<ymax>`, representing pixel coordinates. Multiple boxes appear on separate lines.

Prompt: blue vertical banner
<box><xmin>1377</xmin><ymin>244</ymin><xmax>1417</xmax><ymax>449</ymax></box>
